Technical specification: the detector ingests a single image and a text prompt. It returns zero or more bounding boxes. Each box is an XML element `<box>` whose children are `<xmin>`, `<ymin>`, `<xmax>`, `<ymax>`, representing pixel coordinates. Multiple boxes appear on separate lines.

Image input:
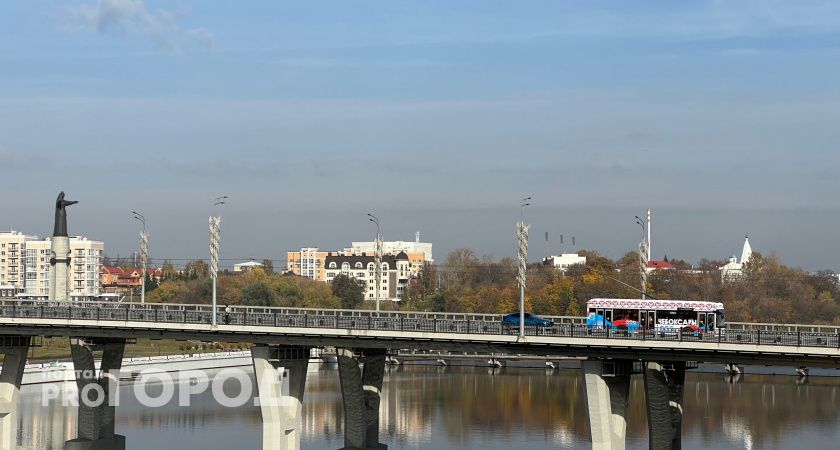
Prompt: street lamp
<box><xmin>517</xmin><ymin>197</ymin><xmax>532</xmax><ymax>339</ymax></box>
<box><xmin>132</xmin><ymin>211</ymin><xmax>148</xmax><ymax>304</ymax></box>
<box><xmin>367</xmin><ymin>213</ymin><xmax>382</xmax><ymax>312</ymax></box>
<box><xmin>210</xmin><ymin>196</ymin><xmax>227</xmax><ymax>326</ymax></box>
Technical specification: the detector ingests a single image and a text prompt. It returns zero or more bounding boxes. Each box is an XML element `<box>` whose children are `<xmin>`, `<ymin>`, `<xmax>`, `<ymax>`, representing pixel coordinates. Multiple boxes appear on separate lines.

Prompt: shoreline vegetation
<box><xmin>142</xmin><ymin>248</ymin><xmax>840</xmax><ymax>326</ymax></box>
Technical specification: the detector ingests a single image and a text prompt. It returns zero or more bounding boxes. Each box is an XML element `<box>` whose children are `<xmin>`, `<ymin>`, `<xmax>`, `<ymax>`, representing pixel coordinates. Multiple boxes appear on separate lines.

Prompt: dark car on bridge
<box><xmin>502</xmin><ymin>312</ymin><xmax>554</xmax><ymax>328</ymax></box>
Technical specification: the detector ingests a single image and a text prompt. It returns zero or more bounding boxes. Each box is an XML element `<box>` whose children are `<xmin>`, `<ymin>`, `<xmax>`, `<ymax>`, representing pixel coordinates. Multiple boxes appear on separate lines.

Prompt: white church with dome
<box><xmin>720</xmin><ymin>236</ymin><xmax>753</xmax><ymax>282</ymax></box>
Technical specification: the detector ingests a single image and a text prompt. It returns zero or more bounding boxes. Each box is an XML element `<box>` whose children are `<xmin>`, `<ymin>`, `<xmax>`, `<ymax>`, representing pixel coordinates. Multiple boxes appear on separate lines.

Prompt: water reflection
<box><xmin>16</xmin><ymin>365</ymin><xmax>840</xmax><ymax>450</ymax></box>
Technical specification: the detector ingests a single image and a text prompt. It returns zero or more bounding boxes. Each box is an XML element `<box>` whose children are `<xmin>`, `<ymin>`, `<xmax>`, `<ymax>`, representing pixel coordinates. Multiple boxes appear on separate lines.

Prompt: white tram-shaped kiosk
<box><xmin>586</xmin><ymin>298</ymin><xmax>725</xmax><ymax>333</ymax></box>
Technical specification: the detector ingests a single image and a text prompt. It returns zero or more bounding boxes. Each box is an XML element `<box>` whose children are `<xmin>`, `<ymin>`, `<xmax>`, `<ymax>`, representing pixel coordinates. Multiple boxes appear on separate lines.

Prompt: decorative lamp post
<box><xmin>210</xmin><ymin>196</ymin><xmax>227</xmax><ymax>326</ymax></box>
<box><xmin>635</xmin><ymin>215</ymin><xmax>648</xmax><ymax>299</ymax></box>
<box><xmin>517</xmin><ymin>197</ymin><xmax>531</xmax><ymax>339</ymax></box>
<box><xmin>132</xmin><ymin>211</ymin><xmax>148</xmax><ymax>304</ymax></box>
<box><xmin>367</xmin><ymin>213</ymin><xmax>382</xmax><ymax>312</ymax></box>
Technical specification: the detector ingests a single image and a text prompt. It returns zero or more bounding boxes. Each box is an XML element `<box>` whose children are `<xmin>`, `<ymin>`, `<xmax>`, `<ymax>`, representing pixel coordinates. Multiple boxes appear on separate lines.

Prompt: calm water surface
<box><xmin>17</xmin><ymin>365</ymin><xmax>840</xmax><ymax>449</ymax></box>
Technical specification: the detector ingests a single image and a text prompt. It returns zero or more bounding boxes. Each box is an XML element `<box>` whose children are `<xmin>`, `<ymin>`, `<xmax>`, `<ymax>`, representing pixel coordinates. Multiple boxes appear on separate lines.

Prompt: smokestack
<box><xmin>415</xmin><ymin>231</ymin><xmax>420</xmax><ymax>243</ymax></box>
<box><xmin>647</xmin><ymin>208</ymin><xmax>652</xmax><ymax>261</ymax></box>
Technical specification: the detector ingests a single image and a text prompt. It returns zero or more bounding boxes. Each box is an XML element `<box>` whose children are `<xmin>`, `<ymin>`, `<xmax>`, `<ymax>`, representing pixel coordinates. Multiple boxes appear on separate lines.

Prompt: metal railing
<box><xmin>2</xmin><ymin>302</ymin><xmax>840</xmax><ymax>351</ymax></box>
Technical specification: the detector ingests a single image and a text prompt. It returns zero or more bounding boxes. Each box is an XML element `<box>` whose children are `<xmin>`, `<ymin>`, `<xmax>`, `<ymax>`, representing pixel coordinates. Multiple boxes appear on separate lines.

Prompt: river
<box><xmin>15</xmin><ymin>364</ymin><xmax>840</xmax><ymax>449</ymax></box>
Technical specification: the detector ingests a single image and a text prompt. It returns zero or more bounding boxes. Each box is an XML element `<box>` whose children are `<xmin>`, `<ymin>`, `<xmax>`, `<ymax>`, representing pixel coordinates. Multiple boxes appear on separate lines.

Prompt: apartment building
<box><xmin>1</xmin><ymin>231</ymin><xmax>104</xmax><ymax>299</ymax></box>
<box><xmin>286</xmin><ymin>247</ymin><xmax>329</xmax><ymax>280</ymax></box>
<box><xmin>19</xmin><ymin>236</ymin><xmax>104</xmax><ymax>300</ymax></box>
<box><xmin>0</xmin><ymin>231</ymin><xmax>38</xmax><ymax>295</ymax></box>
<box><xmin>289</xmin><ymin>236</ymin><xmax>432</xmax><ymax>281</ymax></box>
<box><xmin>324</xmin><ymin>251</ymin><xmax>411</xmax><ymax>301</ymax></box>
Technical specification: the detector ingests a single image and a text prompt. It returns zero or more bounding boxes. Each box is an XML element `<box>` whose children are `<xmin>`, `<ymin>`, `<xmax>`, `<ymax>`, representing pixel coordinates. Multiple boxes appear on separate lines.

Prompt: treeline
<box><xmin>143</xmin><ymin>249</ymin><xmax>840</xmax><ymax>325</ymax></box>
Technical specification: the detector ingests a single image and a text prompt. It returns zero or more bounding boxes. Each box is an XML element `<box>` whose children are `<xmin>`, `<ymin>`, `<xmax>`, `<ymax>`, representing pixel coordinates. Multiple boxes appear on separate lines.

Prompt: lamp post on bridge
<box><xmin>517</xmin><ymin>197</ymin><xmax>531</xmax><ymax>339</ymax></box>
<box><xmin>635</xmin><ymin>215</ymin><xmax>648</xmax><ymax>300</ymax></box>
<box><xmin>210</xmin><ymin>196</ymin><xmax>227</xmax><ymax>326</ymax></box>
<box><xmin>132</xmin><ymin>211</ymin><xmax>148</xmax><ymax>304</ymax></box>
<box><xmin>367</xmin><ymin>213</ymin><xmax>382</xmax><ymax>312</ymax></box>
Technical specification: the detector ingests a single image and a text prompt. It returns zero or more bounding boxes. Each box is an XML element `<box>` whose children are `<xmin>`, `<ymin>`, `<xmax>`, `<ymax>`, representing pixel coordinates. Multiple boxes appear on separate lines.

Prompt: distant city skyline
<box><xmin>1</xmin><ymin>1</ymin><xmax>839</xmax><ymax>270</ymax></box>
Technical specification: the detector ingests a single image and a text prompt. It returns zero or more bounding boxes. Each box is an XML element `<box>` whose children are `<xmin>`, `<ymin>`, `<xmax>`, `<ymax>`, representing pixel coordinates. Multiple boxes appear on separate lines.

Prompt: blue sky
<box><xmin>1</xmin><ymin>0</ymin><xmax>840</xmax><ymax>270</ymax></box>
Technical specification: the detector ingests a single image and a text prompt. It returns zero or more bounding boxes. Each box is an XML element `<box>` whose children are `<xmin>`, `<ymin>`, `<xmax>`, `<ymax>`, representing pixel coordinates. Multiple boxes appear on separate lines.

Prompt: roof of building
<box><xmin>647</xmin><ymin>260</ymin><xmax>675</xmax><ymax>269</ymax></box>
<box><xmin>324</xmin><ymin>253</ymin><xmax>405</xmax><ymax>266</ymax></box>
<box><xmin>235</xmin><ymin>261</ymin><xmax>264</xmax><ymax>267</ymax></box>
<box><xmin>740</xmin><ymin>236</ymin><xmax>753</xmax><ymax>264</ymax></box>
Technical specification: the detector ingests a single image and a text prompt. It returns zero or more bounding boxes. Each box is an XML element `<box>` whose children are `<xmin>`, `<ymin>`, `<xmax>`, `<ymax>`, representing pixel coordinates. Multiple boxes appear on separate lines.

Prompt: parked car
<box><xmin>501</xmin><ymin>312</ymin><xmax>554</xmax><ymax>327</ymax></box>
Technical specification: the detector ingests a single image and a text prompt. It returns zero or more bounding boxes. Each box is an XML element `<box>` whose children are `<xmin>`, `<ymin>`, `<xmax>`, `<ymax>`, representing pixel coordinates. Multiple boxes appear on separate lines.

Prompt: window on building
<box><xmin>328</xmin><ymin>262</ymin><xmax>337</xmax><ymax>269</ymax></box>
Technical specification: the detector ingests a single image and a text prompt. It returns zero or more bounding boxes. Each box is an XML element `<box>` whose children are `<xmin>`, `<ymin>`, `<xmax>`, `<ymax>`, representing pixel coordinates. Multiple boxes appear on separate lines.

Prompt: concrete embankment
<box><xmin>21</xmin><ymin>351</ymin><xmax>255</xmax><ymax>385</ymax></box>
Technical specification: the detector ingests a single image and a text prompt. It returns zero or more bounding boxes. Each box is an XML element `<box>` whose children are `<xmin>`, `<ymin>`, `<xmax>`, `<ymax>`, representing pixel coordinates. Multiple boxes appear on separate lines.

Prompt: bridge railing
<box><xmin>3</xmin><ymin>302</ymin><xmax>840</xmax><ymax>351</ymax></box>
<box><xmin>0</xmin><ymin>299</ymin><xmax>583</xmax><ymax>324</ymax></box>
<box><xmin>726</xmin><ymin>322</ymin><xmax>840</xmax><ymax>334</ymax></box>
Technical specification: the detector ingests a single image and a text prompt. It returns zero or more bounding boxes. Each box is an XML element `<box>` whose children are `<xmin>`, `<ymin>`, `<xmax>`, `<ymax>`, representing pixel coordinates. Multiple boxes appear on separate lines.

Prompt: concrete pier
<box><xmin>644</xmin><ymin>361</ymin><xmax>686</xmax><ymax>450</ymax></box>
<box><xmin>251</xmin><ymin>345</ymin><xmax>310</xmax><ymax>450</ymax></box>
<box><xmin>49</xmin><ymin>235</ymin><xmax>71</xmax><ymax>302</ymax></box>
<box><xmin>337</xmin><ymin>348</ymin><xmax>387</xmax><ymax>450</ymax></box>
<box><xmin>0</xmin><ymin>337</ymin><xmax>31</xmax><ymax>450</ymax></box>
<box><xmin>65</xmin><ymin>338</ymin><xmax>126</xmax><ymax>450</ymax></box>
<box><xmin>581</xmin><ymin>359</ymin><xmax>632</xmax><ymax>450</ymax></box>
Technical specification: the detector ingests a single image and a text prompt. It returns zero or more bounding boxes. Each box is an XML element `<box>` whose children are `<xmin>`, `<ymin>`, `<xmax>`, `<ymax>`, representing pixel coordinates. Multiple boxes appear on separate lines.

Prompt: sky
<box><xmin>1</xmin><ymin>0</ymin><xmax>840</xmax><ymax>270</ymax></box>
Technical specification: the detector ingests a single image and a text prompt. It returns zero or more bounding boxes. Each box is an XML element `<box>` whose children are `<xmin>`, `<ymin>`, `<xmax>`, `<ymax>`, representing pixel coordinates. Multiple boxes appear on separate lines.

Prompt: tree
<box><xmin>243</xmin><ymin>280</ymin><xmax>277</xmax><ymax>307</ymax></box>
<box><xmin>144</xmin><ymin>273</ymin><xmax>159</xmax><ymax>293</ymax></box>
<box><xmin>261</xmin><ymin>259</ymin><xmax>274</xmax><ymax>274</ymax></box>
<box><xmin>331</xmin><ymin>274</ymin><xmax>364</xmax><ymax>309</ymax></box>
<box><xmin>183</xmin><ymin>260</ymin><xmax>209</xmax><ymax>279</ymax></box>
<box><xmin>162</xmin><ymin>260</ymin><xmax>177</xmax><ymax>280</ymax></box>
<box><xmin>443</xmin><ymin>248</ymin><xmax>480</xmax><ymax>290</ymax></box>
<box><xmin>147</xmin><ymin>280</ymin><xmax>185</xmax><ymax>303</ymax></box>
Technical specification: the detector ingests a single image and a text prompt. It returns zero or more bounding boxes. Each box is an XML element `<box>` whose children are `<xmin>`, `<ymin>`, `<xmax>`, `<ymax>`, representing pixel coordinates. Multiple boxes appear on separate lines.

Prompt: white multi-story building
<box><xmin>324</xmin><ymin>252</ymin><xmax>412</xmax><ymax>301</ymax></box>
<box><xmin>2</xmin><ymin>231</ymin><xmax>104</xmax><ymax>300</ymax></box>
<box><xmin>347</xmin><ymin>232</ymin><xmax>433</xmax><ymax>263</ymax></box>
<box><xmin>0</xmin><ymin>231</ymin><xmax>38</xmax><ymax>295</ymax></box>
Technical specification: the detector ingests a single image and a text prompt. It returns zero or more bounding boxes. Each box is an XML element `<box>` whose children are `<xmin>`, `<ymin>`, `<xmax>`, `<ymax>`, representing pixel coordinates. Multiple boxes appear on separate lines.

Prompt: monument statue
<box><xmin>54</xmin><ymin>191</ymin><xmax>78</xmax><ymax>237</ymax></box>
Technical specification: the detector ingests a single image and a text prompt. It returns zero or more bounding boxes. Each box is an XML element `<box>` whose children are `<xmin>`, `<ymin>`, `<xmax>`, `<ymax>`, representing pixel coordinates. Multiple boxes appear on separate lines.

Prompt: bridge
<box><xmin>2</xmin><ymin>301</ymin><xmax>840</xmax><ymax>450</ymax></box>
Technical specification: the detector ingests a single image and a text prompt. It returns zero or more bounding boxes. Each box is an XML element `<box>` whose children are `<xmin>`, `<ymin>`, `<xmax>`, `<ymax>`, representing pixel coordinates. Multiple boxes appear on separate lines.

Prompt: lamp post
<box><xmin>132</xmin><ymin>211</ymin><xmax>148</xmax><ymax>304</ymax></box>
<box><xmin>367</xmin><ymin>213</ymin><xmax>382</xmax><ymax>312</ymax></box>
<box><xmin>635</xmin><ymin>215</ymin><xmax>648</xmax><ymax>299</ymax></box>
<box><xmin>517</xmin><ymin>197</ymin><xmax>531</xmax><ymax>339</ymax></box>
<box><xmin>210</xmin><ymin>196</ymin><xmax>227</xmax><ymax>326</ymax></box>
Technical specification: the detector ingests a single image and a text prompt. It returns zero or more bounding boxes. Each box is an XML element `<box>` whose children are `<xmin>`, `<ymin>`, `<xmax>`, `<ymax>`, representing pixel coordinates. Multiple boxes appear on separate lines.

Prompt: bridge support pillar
<box><xmin>251</xmin><ymin>344</ymin><xmax>310</xmax><ymax>450</ymax></box>
<box><xmin>582</xmin><ymin>359</ymin><xmax>631</xmax><ymax>450</ymax></box>
<box><xmin>644</xmin><ymin>361</ymin><xmax>686</xmax><ymax>450</ymax></box>
<box><xmin>65</xmin><ymin>338</ymin><xmax>126</xmax><ymax>450</ymax></box>
<box><xmin>337</xmin><ymin>348</ymin><xmax>387</xmax><ymax>450</ymax></box>
<box><xmin>0</xmin><ymin>336</ymin><xmax>31</xmax><ymax>450</ymax></box>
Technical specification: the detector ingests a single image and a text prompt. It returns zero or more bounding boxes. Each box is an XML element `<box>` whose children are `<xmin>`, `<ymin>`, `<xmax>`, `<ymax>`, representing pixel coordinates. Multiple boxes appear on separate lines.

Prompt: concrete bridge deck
<box><xmin>2</xmin><ymin>301</ymin><xmax>839</xmax><ymax>368</ymax></box>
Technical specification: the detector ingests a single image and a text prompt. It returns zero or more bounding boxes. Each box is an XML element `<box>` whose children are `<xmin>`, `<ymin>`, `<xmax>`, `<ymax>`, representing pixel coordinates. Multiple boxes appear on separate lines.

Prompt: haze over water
<box><xmin>17</xmin><ymin>365</ymin><xmax>840</xmax><ymax>449</ymax></box>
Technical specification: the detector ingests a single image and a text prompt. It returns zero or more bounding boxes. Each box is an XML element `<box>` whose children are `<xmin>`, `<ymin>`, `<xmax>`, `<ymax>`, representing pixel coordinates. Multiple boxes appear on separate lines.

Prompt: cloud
<box><xmin>187</xmin><ymin>27</ymin><xmax>215</xmax><ymax>50</ymax></box>
<box><xmin>67</xmin><ymin>0</ymin><xmax>212</xmax><ymax>51</ymax></box>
